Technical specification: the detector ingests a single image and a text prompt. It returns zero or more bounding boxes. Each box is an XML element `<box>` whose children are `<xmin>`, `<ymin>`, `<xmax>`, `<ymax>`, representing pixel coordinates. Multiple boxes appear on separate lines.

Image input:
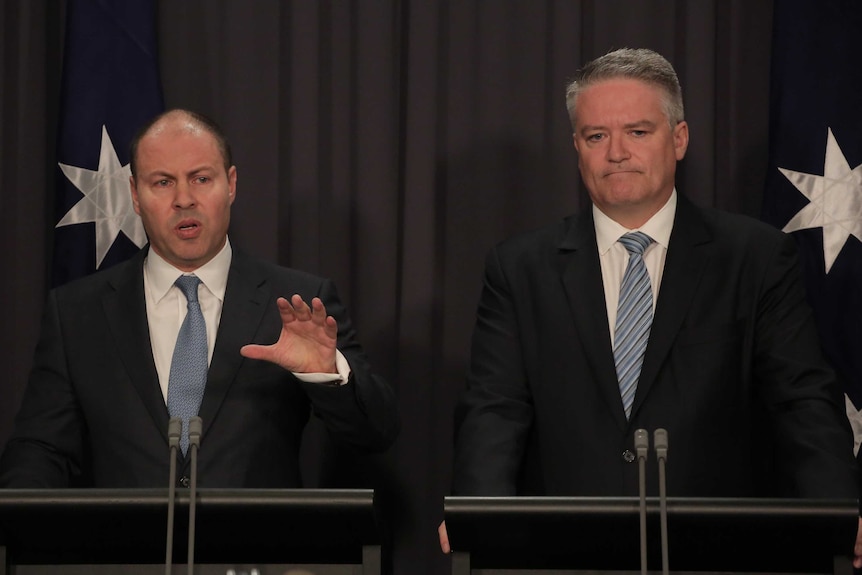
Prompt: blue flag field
<box><xmin>52</xmin><ymin>0</ymin><xmax>164</xmax><ymax>286</ymax></box>
<box><xmin>762</xmin><ymin>0</ymin><xmax>862</xmax><ymax>452</ymax></box>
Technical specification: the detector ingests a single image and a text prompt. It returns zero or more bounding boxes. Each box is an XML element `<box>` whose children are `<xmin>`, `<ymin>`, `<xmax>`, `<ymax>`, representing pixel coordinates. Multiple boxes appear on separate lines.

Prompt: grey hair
<box><xmin>565</xmin><ymin>48</ymin><xmax>685</xmax><ymax>131</ymax></box>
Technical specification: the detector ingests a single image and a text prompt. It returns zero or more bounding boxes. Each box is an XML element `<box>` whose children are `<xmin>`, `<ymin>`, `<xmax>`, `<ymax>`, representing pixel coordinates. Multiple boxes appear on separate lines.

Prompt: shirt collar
<box><xmin>144</xmin><ymin>237</ymin><xmax>233</xmax><ymax>303</ymax></box>
<box><xmin>593</xmin><ymin>189</ymin><xmax>677</xmax><ymax>255</ymax></box>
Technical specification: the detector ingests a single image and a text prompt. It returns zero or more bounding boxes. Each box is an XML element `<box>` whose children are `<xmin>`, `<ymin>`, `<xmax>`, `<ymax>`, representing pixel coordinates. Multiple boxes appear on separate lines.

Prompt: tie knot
<box><xmin>175</xmin><ymin>275</ymin><xmax>201</xmax><ymax>304</ymax></box>
<box><xmin>619</xmin><ymin>231</ymin><xmax>652</xmax><ymax>256</ymax></box>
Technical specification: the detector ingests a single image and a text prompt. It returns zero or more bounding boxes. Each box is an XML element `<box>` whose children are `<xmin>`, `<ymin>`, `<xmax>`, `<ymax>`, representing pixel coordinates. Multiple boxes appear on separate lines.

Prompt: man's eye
<box><xmin>587</xmin><ymin>133</ymin><xmax>604</xmax><ymax>142</ymax></box>
<box><xmin>195</xmin><ymin>176</ymin><xmax>210</xmax><ymax>184</ymax></box>
<box><xmin>155</xmin><ymin>179</ymin><xmax>170</xmax><ymax>187</ymax></box>
<box><xmin>631</xmin><ymin>130</ymin><xmax>647</xmax><ymax>137</ymax></box>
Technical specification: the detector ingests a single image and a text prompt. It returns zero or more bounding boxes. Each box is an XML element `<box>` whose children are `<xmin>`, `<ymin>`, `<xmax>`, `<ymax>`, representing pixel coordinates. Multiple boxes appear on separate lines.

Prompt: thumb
<box><xmin>240</xmin><ymin>343</ymin><xmax>270</xmax><ymax>361</ymax></box>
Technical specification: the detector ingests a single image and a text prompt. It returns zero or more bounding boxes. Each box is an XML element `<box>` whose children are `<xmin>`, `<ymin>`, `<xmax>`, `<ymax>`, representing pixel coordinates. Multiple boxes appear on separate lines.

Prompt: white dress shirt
<box><xmin>143</xmin><ymin>237</ymin><xmax>348</xmax><ymax>404</ymax></box>
<box><xmin>594</xmin><ymin>190</ymin><xmax>677</xmax><ymax>347</ymax></box>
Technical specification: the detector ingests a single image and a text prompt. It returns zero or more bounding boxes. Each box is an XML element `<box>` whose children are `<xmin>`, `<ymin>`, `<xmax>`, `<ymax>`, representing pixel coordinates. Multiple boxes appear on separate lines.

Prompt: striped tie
<box><xmin>614</xmin><ymin>232</ymin><xmax>653</xmax><ymax>419</ymax></box>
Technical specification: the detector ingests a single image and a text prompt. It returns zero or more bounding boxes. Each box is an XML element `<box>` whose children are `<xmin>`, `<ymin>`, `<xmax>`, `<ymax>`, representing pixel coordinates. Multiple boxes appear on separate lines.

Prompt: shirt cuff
<box><xmin>292</xmin><ymin>350</ymin><xmax>351</xmax><ymax>386</ymax></box>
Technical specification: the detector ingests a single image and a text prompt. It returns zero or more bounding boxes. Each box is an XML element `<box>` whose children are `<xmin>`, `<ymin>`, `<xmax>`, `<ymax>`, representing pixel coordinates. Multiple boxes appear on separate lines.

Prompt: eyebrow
<box><xmin>140</xmin><ymin>166</ymin><xmax>218</xmax><ymax>184</ymax></box>
<box><xmin>579</xmin><ymin>119</ymin><xmax>658</xmax><ymax>133</ymax></box>
<box><xmin>187</xmin><ymin>166</ymin><xmax>217</xmax><ymax>176</ymax></box>
<box><xmin>141</xmin><ymin>170</ymin><xmax>175</xmax><ymax>180</ymax></box>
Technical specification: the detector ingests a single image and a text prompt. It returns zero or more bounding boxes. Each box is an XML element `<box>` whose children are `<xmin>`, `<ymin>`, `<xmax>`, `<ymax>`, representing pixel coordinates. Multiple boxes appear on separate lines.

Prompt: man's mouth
<box><xmin>175</xmin><ymin>220</ymin><xmax>202</xmax><ymax>238</ymax></box>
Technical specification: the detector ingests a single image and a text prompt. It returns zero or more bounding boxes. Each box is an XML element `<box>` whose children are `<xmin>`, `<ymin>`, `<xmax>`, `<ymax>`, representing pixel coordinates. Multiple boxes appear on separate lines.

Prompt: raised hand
<box><xmin>240</xmin><ymin>294</ymin><xmax>338</xmax><ymax>374</ymax></box>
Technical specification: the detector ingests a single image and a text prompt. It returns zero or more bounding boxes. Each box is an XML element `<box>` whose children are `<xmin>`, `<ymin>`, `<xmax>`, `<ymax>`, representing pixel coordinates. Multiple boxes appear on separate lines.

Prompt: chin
<box><xmin>601</xmin><ymin>190</ymin><xmax>645</xmax><ymax>205</ymax></box>
<box><xmin>169</xmin><ymin>249</ymin><xmax>206</xmax><ymax>268</ymax></box>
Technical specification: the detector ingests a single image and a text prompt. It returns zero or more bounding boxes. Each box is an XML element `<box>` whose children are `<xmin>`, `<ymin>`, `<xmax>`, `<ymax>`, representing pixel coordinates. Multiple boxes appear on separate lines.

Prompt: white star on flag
<box><xmin>57</xmin><ymin>125</ymin><xmax>147</xmax><ymax>268</ymax></box>
<box><xmin>779</xmin><ymin>128</ymin><xmax>862</xmax><ymax>273</ymax></box>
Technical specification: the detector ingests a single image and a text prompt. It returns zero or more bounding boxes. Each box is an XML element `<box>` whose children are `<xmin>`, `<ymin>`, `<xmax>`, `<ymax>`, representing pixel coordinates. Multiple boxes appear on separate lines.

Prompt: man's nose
<box><xmin>173</xmin><ymin>182</ymin><xmax>195</xmax><ymax>208</ymax></box>
<box><xmin>607</xmin><ymin>135</ymin><xmax>630</xmax><ymax>162</ymax></box>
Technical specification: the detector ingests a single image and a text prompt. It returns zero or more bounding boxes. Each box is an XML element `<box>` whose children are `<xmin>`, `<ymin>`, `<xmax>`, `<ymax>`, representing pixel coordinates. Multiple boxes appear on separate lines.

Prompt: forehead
<box><xmin>576</xmin><ymin>78</ymin><xmax>666</xmax><ymax>126</ymax></box>
<box><xmin>136</xmin><ymin>123</ymin><xmax>222</xmax><ymax>169</ymax></box>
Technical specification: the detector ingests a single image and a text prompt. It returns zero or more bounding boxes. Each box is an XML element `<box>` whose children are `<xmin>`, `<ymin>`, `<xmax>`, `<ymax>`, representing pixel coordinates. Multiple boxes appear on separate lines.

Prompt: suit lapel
<box><xmin>632</xmin><ymin>195</ymin><xmax>711</xmax><ymax>416</ymax></box>
<box><xmin>197</xmin><ymin>251</ymin><xmax>271</xmax><ymax>437</ymax></box>
<box><xmin>103</xmin><ymin>250</ymin><xmax>171</xmax><ymax>441</ymax></box>
<box><xmin>558</xmin><ymin>211</ymin><xmax>629</xmax><ymax>430</ymax></box>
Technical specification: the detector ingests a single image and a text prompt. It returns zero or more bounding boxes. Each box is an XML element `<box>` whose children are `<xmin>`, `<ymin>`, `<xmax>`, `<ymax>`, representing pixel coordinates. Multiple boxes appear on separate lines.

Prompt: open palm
<box><xmin>240</xmin><ymin>295</ymin><xmax>338</xmax><ymax>374</ymax></box>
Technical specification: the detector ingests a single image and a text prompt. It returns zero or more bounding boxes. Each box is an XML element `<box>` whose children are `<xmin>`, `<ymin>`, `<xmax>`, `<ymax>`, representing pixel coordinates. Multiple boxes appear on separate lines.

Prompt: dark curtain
<box><xmin>0</xmin><ymin>1</ymin><xmax>773</xmax><ymax>573</ymax></box>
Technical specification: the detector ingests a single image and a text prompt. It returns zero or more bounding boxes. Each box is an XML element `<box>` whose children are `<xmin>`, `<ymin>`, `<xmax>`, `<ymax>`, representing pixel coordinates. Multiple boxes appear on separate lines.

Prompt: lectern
<box><xmin>0</xmin><ymin>488</ymin><xmax>382</xmax><ymax>575</ymax></box>
<box><xmin>445</xmin><ymin>497</ymin><xmax>858</xmax><ymax>575</ymax></box>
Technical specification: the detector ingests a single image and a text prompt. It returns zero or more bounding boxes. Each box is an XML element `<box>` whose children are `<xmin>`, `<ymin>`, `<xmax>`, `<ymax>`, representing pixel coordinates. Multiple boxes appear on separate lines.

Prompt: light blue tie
<box><xmin>614</xmin><ymin>232</ymin><xmax>654</xmax><ymax>419</ymax></box>
<box><xmin>167</xmin><ymin>275</ymin><xmax>208</xmax><ymax>454</ymax></box>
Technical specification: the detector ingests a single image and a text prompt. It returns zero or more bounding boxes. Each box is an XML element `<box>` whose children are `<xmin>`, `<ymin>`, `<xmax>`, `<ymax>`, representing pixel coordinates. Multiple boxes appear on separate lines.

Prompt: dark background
<box><xmin>0</xmin><ymin>1</ymin><xmax>775</xmax><ymax>573</ymax></box>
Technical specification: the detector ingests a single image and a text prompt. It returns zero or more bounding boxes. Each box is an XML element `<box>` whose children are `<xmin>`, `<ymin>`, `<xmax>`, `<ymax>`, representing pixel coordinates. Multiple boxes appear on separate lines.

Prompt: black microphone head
<box><xmin>634</xmin><ymin>428</ymin><xmax>649</xmax><ymax>457</ymax></box>
<box><xmin>188</xmin><ymin>416</ymin><xmax>203</xmax><ymax>448</ymax></box>
<box><xmin>168</xmin><ymin>417</ymin><xmax>182</xmax><ymax>447</ymax></box>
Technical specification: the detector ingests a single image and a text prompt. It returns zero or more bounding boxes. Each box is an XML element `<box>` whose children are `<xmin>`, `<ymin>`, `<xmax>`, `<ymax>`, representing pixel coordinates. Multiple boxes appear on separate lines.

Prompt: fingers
<box><xmin>438</xmin><ymin>521</ymin><xmax>451</xmax><ymax>554</ymax></box>
<box><xmin>276</xmin><ymin>295</ymin><xmax>310</xmax><ymax>323</ymax></box>
<box><xmin>323</xmin><ymin>314</ymin><xmax>338</xmax><ymax>339</ymax></box>
<box><xmin>854</xmin><ymin>517</ymin><xmax>862</xmax><ymax>568</ymax></box>
<box><xmin>278</xmin><ymin>295</ymin><xmax>328</xmax><ymax>322</ymax></box>
<box><xmin>309</xmin><ymin>296</ymin><xmax>327</xmax><ymax>320</ymax></box>
<box><xmin>276</xmin><ymin>295</ymin><xmax>338</xmax><ymax>341</ymax></box>
<box><xmin>290</xmin><ymin>294</ymin><xmax>314</xmax><ymax>320</ymax></box>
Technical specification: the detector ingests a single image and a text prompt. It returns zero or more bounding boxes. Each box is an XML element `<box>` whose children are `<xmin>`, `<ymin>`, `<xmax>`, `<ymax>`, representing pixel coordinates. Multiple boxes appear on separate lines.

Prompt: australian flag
<box><xmin>761</xmin><ymin>0</ymin><xmax>862</xmax><ymax>452</ymax></box>
<box><xmin>52</xmin><ymin>0</ymin><xmax>164</xmax><ymax>287</ymax></box>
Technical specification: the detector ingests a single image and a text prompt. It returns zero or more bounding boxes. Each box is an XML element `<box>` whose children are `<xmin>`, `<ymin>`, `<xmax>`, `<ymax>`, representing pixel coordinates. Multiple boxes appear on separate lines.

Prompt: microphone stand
<box><xmin>634</xmin><ymin>429</ymin><xmax>649</xmax><ymax>575</ymax></box>
<box><xmin>654</xmin><ymin>428</ymin><xmax>669</xmax><ymax>575</ymax></box>
<box><xmin>187</xmin><ymin>416</ymin><xmax>203</xmax><ymax>575</ymax></box>
<box><xmin>165</xmin><ymin>417</ymin><xmax>182</xmax><ymax>575</ymax></box>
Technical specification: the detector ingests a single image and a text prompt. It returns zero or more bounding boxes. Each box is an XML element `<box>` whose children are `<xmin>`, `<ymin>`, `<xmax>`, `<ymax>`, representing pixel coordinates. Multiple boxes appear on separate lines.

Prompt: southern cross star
<box><xmin>779</xmin><ymin>127</ymin><xmax>862</xmax><ymax>273</ymax></box>
<box><xmin>57</xmin><ymin>125</ymin><xmax>147</xmax><ymax>268</ymax></box>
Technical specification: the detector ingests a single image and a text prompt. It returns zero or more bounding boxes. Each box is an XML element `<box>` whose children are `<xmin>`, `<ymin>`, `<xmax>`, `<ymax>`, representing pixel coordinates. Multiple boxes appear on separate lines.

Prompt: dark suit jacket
<box><xmin>0</xmin><ymin>247</ymin><xmax>399</xmax><ymax>488</ymax></box>
<box><xmin>453</xmin><ymin>194</ymin><xmax>858</xmax><ymax>500</ymax></box>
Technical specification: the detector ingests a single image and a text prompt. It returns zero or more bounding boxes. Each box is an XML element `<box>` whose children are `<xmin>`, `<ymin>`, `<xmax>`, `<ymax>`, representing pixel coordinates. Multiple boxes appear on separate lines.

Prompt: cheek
<box><xmin>134</xmin><ymin>196</ymin><xmax>151</xmax><ymax>216</ymax></box>
<box><xmin>581</xmin><ymin>158</ymin><xmax>602</xmax><ymax>181</ymax></box>
<box><xmin>136</xmin><ymin>196</ymin><xmax>172</xmax><ymax>223</ymax></box>
<box><xmin>219</xmin><ymin>196</ymin><xmax>234</xmax><ymax>218</ymax></box>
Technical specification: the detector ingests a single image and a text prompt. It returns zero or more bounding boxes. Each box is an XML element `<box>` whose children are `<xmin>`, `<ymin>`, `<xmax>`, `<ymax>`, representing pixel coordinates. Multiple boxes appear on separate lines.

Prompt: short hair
<box><xmin>129</xmin><ymin>109</ymin><xmax>233</xmax><ymax>178</ymax></box>
<box><xmin>565</xmin><ymin>48</ymin><xmax>685</xmax><ymax>131</ymax></box>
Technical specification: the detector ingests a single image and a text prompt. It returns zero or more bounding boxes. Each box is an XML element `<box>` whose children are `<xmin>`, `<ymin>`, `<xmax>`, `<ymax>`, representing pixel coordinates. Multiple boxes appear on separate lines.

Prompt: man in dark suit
<box><xmin>0</xmin><ymin>109</ymin><xmax>399</xmax><ymax>488</ymax></box>
<box><xmin>439</xmin><ymin>48</ymin><xmax>861</xmax><ymax>562</ymax></box>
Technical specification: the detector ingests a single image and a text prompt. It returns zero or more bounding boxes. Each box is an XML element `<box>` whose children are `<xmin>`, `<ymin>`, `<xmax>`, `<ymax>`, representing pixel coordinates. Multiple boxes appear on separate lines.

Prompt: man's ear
<box><xmin>227</xmin><ymin>166</ymin><xmax>237</xmax><ymax>204</ymax></box>
<box><xmin>673</xmin><ymin>121</ymin><xmax>689</xmax><ymax>161</ymax></box>
<box><xmin>130</xmin><ymin>176</ymin><xmax>141</xmax><ymax>215</ymax></box>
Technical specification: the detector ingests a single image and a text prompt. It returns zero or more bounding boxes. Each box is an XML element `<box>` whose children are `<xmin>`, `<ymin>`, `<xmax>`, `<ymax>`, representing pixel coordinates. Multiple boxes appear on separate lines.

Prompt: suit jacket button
<box><xmin>179</xmin><ymin>476</ymin><xmax>190</xmax><ymax>488</ymax></box>
<box><xmin>622</xmin><ymin>450</ymin><xmax>636</xmax><ymax>463</ymax></box>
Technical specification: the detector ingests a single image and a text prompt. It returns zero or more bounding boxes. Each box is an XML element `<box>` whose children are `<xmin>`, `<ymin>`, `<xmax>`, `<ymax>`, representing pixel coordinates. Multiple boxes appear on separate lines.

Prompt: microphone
<box><xmin>654</xmin><ymin>429</ymin><xmax>669</xmax><ymax>575</ymax></box>
<box><xmin>165</xmin><ymin>417</ymin><xmax>182</xmax><ymax>575</ymax></box>
<box><xmin>186</xmin><ymin>416</ymin><xmax>203</xmax><ymax>575</ymax></box>
<box><xmin>634</xmin><ymin>429</ymin><xmax>649</xmax><ymax>575</ymax></box>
